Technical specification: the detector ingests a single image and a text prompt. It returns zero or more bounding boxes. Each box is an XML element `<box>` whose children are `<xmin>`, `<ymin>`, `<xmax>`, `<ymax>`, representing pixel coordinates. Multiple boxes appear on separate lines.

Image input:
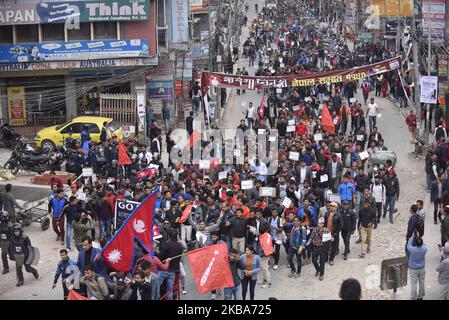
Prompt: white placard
<box><xmin>335</xmin><ymin>153</ymin><xmax>342</xmax><ymax>160</ymax></box>
<box><xmin>305</xmin><ymin>97</ymin><xmax>312</xmax><ymax>102</ymax></box>
<box><xmin>356</xmin><ymin>134</ymin><xmax>364</xmax><ymax>141</ymax></box>
<box><xmin>149</xmin><ymin>164</ymin><xmax>159</xmax><ymax>169</ymax></box>
<box><xmin>320</xmin><ymin>174</ymin><xmax>329</xmax><ymax>183</ymax></box>
<box><xmin>328</xmin><ymin>194</ymin><xmax>341</xmax><ymax>203</ymax></box>
<box><xmin>314</xmin><ymin>133</ymin><xmax>323</xmax><ymax>142</ymax></box>
<box><xmin>350</xmin><ymin>98</ymin><xmax>357</xmax><ymax>103</ymax></box>
<box><xmin>276</xmin><ymin>88</ymin><xmax>282</xmax><ymax>93</ymax></box>
<box><xmin>241</xmin><ymin>180</ymin><xmax>254</xmax><ymax>190</ymax></box>
<box><xmin>258</xmin><ymin>129</ymin><xmax>265</xmax><ymax>135</ymax></box>
<box><xmin>359</xmin><ymin>151</ymin><xmax>369</xmax><ymax>160</ymax></box>
<box><xmin>289</xmin><ymin>151</ymin><xmax>300</xmax><ymax>161</ymax></box>
<box><xmin>92</xmin><ymin>174</ymin><xmax>98</xmax><ymax>183</ymax></box>
<box><xmin>234</xmin><ymin>149</ymin><xmax>241</xmax><ymax>157</ymax></box>
<box><xmin>259</xmin><ymin>187</ymin><xmax>276</xmax><ymax>197</ymax></box>
<box><xmin>269</xmin><ymin>136</ymin><xmax>276</xmax><ymax>142</ymax></box>
<box><xmin>82</xmin><ymin>167</ymin><xmax>93</xmax><ymax>177</ymax></box>
<box><xmin>218</xmin><ymin>171</ymin><xmax>228</xmax><ymax>180</ymax></box>
<box><xmin>280</xmin><ymin>63</ymin><xmax>285</xmax><ymax>68</ymax></box>
<box><xmin>287</xmin><ymin>125</ymin><xmax>295</xmax><ymax>132</ymax></box>
<box><xmin>76</xmin><ymin>192</ymin><xmax>87</xmax><ymax>202</ymax></box>
<box><xmin>377</xmin><ymin>114</ymin><xmax>382</xmax><ymax>118</ymax></box>
<box><xmin>288</xmin><ymin>119</ymin><xmax>296</xmax><ymax>126</ymax></box>
<box><xmin>282</xmin><ymin>197</ymin><xmax>292</xmax><ymax>208</ymax></box>
<box><xmin>293</xmin><ymin>105</ymin><xmax>300</xmax><ymax>111</ymax></box>
<box><xmin>312</xmin><ymin>171</ymin><xmax>317</xmax><ymax>179</ymax></box>
<box><xmin>199</xmin><ymin>159</ymin><xmax>210</xmax><ymax>169</ymax></box>
<box><xmin>323</xmin><ymin>96</ymin><xmax>330</xmax><ymax>102</ymax></box>
<box><xmin>420</xmin><ymin>76</ymin><xmax>438</xmax><ymax>104</ymax></box>
<box><xmin>322</xmin><ymin>233</ymin><xmax>332</xmax><ymax>242</ymax></box>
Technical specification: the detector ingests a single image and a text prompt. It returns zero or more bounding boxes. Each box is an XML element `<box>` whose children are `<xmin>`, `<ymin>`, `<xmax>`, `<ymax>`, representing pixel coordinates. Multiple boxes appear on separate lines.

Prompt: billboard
<box><xmin>7</xmin><ymin>87</ymin><xmax>26</xmax><ymax>126</ymax></box>
<box><xmin>422</xmin><ymin>0</ymin><xmax>446</xmax><ymax>41</ymax></box>
<box><xmin>0</xmin><ymin>0</ymin><xmax>150</xmax><ymax>25</ymax></box>
<box><xmin>370</xmin><ymin>0</ymin><xmax>413</xmax><ymax>17</ymax></box>
<box><xmin>172</xmin><ymin>0</ymin><xmax>189</xmax><ymax>43</ymax></box>
<box><xmin>148</xmin><ymin>81</ymin><xmax>174</xmax><ymax>102</ymax></box>
<box><xmin>0</xmin><ymin>39</ymin><xmax>149</xmax><ymax>63</ymax></box>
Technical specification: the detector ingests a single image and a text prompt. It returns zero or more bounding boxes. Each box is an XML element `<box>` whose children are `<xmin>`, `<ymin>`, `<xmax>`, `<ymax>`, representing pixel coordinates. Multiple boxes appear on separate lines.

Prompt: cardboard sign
<box><xmin>218</xmin><ymin>171</ymin><xmax>228</xmax><ymax>180</ymax></box>
<box><xmin>335</xmin><ymin>153</ymin><xmax>342</xmax><ymax>161</ymax></box>
<box><xmin>312</xmin><ymin>171</ymin><xmax>317</xmax><ymax>179</ymax></box>
<box><xmin>356</xmin><ymin>134</ymin><xmax>364</xmax><ymax>141</ymax></box>
<box><xmin>259</xmin><ymin>187</ymin><xmax>276</xmax><ymax>197</ymax></box>
<box><xmin>280</xmin><ymin>63</ymin><xmax>285</xmax><ymax>68</ymax></box>
<box><xmin>314</xmin><ymin>133</ymin><xmax>323</xmax><ymax>142</ymax></box>
<box><xmin>320</xmin><ymin>174</ymin><xmax>329</xmax><ymax>183</ymax></box>
<box><xmin>288</xmin><ymin>119</ymin><xmax>296</xmax><ymax>126</ymax></box>
<box><xmin>323</xmin><ymin>96</ymin><xmax>330</xmax><ymax>101</ymax></box>
<box><xmin>241</xmin><ymin>180</ymin><xmax>254</xmax><ymax>190</ymax></box>
<box><xmin>258</xmin><ymin>129</ymin><xmax>265</xmax><ymax>135</ymax></box>
<box><xmin>322</xmin><ymin>233</ymin><xmax>333</xmax><ymax>242</ymax></box>
<box><xmin>276</xmin><ymin>88</ymin><xmax>282</xmax><ymax>93</ymax></box>
<box><xmin>282</xmin><ymin>197</ymin><xmax>292</xmax><ymax>208</ymax></box>
<box><xmin>287</xmin><ymin>125</ymin><xmax>295</xmax><ymax>132</ymax></box>
<box><xmin>76</xmin><ymin>192</ymin><xmax>86</xmax><ymax>202</ymax></box>
<box><xmin>289</xmin><ymin>151</ymin><xmax>300</xmax><ymax>161</ymax></box>
<box><xmin>114</xmin><ymin>200</ymin><xmax>141</xmax><ymax>231</ymax></box>
<box><xmin>293</xmin><ymin>105</ymin><xmax>300</xmax><ymax>111</ymax></box>
<box><xmin>328</xmin><ymin>194</ymin><xmax>341</xmax><ymax>203</ymax></box>
<box><xmin>350</xmin><ymin>98</ymin><xmax>357</xmax><ymax>103</ymax></box>
<box><xmin>359</xmin><ymin>151</ymin><xmax>369</xmax><ymax>160</ymax></box>
<box><xmin>305</xmin><ymin>97</ymin><xmax>312</xmax><ymax>102</ymax></box>
<box><xmin>234</xmin><ymin>149</ymin><xmax>241</xmax><ymax>157</ymax></box>
<box><xmin>199</xmin><ymin>159</ymin><xmax>210</xmax><ymax>169</ymax></box>
<box><xmin>269</xmin><ymin>136</ymin><xmax>276</xmax><ymax>142</ymax></box>
<box><xmin>82</xmin><ymin>167</ymin><xmax>93</xmax><ymax>177</ymax></box>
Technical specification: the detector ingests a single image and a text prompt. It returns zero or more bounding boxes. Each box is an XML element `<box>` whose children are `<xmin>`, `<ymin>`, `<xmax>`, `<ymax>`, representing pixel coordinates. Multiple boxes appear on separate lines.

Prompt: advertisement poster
<box><xmin>0</xmin><ymin>39</ymin><xmax>149</xmax><ymax>63</ymax></box>
<box><xmin>148</xmin><ymin>81</ymin><xmax>174</xmax><ymax>102</ymax></box>
<box><xmin>7</xmin><ymin>87</ymin><xmax>26</xmax><ymax>126</ymax></box>
<box><xmin>171</xmin><ymin>0</ymin><xmax>189</xmax><ymax>43</ymax></box>
<box><xmin>0</xmin><ymin>0</ymin><xmax>150</xmax><ymax>25</ymax></box>
<box><xmin>420</xmin><ymin>76</ymin><xmax>438</xmax><ymax>104</ymax></box>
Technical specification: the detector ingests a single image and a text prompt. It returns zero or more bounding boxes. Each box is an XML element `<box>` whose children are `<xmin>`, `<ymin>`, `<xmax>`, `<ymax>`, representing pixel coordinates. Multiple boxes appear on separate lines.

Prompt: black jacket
<box><xmin>354</xmin><ymin>174</ymin><xmax>371</xmax><ymax>193</ymax></box>
<box><xmin>8</xmin><ymin>232</ymin><xmax>31</xmax><ymax>260</ymax></box>
<box><xmin>358</xmin><ymin>207</ymin><xmax>377</xmax><ymax>228</ymax></box>
<box><xmin>228</xmin><ymin>216</ymin><xmax>247</xmax><ymax>238</ymax></box>
<box><xmin>186</xmin><ymin>116</ymin><xmax>194</xmax><ymax>134</ymax></box>
<box><xmin>228</xmin><ymin>257</ymin><xmax>243</xmax><ymax>287</ymax></box>
<box><xmin>324</xmin><ymin>211</ymin><xmax>343</xmax><ymax>236</ymax></box>
<box><xmin>128</xmin><ymin>280</ymin><xmax>152</xmax><ymax>300</ymax></box>
<box><xmin>0</xmin><ymin>221</ymin><xmax>13</xmax><ymax>242</ymax></box>
<box><xmin>340</xmin><ymin>208</ymin><xmax>358</xmax><ymax>232</ymax></box>
<box><xmin>384</xmin><ymin>175</ymin><xmax>400</xmax><ymax>197</ymax></box>
<box><xmin>159</xmin><ymin>240</ymin><xmax>183</xmax><ymax>273</ymax></box>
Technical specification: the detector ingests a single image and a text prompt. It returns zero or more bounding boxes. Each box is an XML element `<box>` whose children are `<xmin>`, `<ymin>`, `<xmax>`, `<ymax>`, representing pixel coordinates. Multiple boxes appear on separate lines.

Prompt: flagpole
<box><xmin>162</xmin><ymin>252</ymin><xmax>188</xmax><ymax>262</ymax></box>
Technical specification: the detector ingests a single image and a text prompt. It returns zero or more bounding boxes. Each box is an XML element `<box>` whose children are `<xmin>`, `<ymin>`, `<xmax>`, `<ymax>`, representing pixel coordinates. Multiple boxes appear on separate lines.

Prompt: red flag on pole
<box><xmin>259</xmin><ymin>232</ymin><xmax>274</xmax><ymax>256</ymax></box>
<box><xmin>321</xmin><ymin>102</ymin><xmax>335</xmax><ymax>134</ymax></box>
<box><xmin>67</xmin><ymin>290</ymin><xmax>91</xmax><ymax>300</ymax></box>
<box><xmin>101</xmin><ymin>193</ymin><xmax>156</xmax><ymax>272</ymax></box>
<box><xmin>258</xmin><ymin>96</ymin><xmax>266</xmax><ymax>118</ymax></box>
<box><xmin>118</xmin><ymin>141</ymin><xmax>131</xmax><ymax>165</ymax></box>
<box><xmin>178</xmin><ymin>204</ymin><xmax>193</xmax><ymax>224</ymax></box>
<box><xmin>187</xmin><ymin>242</ymin><xmax>234</xmax><ymax>294</ymax></box>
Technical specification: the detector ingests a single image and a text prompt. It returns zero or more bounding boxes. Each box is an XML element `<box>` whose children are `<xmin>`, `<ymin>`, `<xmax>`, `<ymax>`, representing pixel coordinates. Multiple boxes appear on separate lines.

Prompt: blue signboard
<box><xmin>0</xmin><ymin>39</ymin><xmax>149</xmax><ymax>63</ymax></box>
<box><xmin>148</xmin><ymin>81</ymin><xmax>174</xmax><ymax>102</ymax></box>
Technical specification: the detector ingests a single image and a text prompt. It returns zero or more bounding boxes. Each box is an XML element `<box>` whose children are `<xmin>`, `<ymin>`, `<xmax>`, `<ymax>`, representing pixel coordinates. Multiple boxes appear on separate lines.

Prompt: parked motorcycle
<box><xmin>4</xmin><ymin>141</ymin><xmax>63</xmax><ymax>175</ymax></box>
<box><xmin>0</xmin><ymin>123</ymin><xmax>23</xmax><ymax>148</ymax></box>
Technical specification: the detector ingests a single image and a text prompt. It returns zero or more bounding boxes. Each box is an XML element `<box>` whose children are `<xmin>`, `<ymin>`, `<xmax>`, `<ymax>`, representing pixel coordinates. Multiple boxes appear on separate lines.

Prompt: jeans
<box><xmin>287</xmin><ymin>247</ymin><xmax>302</xmax><ymax>274</ymax></box>
<box><xmin>272</xmin><ymin>241</ymin><xmax>281</xmax><ymax>265</ymax></box>
<box><xmin>192</xmin><ymin>97</ymin><xmax>201</xmax><ymax>113</ymax></box>
<box><xmin>341</xmin><ymin>119</ymin><xmax>348</xmax><ymax>135</ymax></box>
<box><xmin>247</xmin><ymin>118</ymin><xmax>253</xmax><ymax>130</ymax></box>
<box><xmin>355</xmin><ymin>191</ymin><xmax>363</xmax><ymax>214</ymax></box>
<box><xmin>327</xmin><ymin>233</ymin><xmax>340</xmax><ymax>262</ymax></box>
<box><xmin>241</xmin><ymin>276</ymin><xmax>256</xmax><ymax>300</ymax></box>
<box><xmin>99</xmin><ymin>218</ymin><xmax>112</xmax><ymax>241</ymax></box>
<box><xmin>434</xmin><ymin>200</ymin><xmax>441</xmax><ymax>221</ymax></box>
<box><xmin>384</xmin><ymin>196</ymin><xmax>396</xmax><ymax>222</ymax></box>
<box><xmin>232</xmin><ymin>237</ymin><xmax>246</xmax><ymax>255</ymax></box>
<box><xmin>312</xmin><ymin>245</ymin><xmax>326</xmax><ymax>276</ymax></box>
<box><xmin>439</xmin><ymin>283</ymin><xmax>449</xmax><ymax>300</ymax></box>
<box><xmin>180</xmin><ymin>224</ymin><xmax>192</xmax><ymax>242</ymax></box>
<box><xmin>224</xmin><ymin>284</ymin><xmax>241</xmax><ymax>300</ymax></box>
<box><xmin>158</xmin><ymin>271</ymin><xmax>175</xmax><ymax>300</ymax></box>
<box><xmin>410</xmin><ymin>268</ymin><xmax>425</xmax><ymax>300</ymax></box>
<box><xmin>66</xmin><ymin>222</ymin><xmax>72</xmax><ymax>250</ymax></box>
<box><xmin>150</xmin><ymin>272</ymin><xmax>160</xmax><ymax>300</ymax></box>
<box><xmin>223</xmin><ymin>235</ymin><xmax>232</xmax><ymax>252</ymax></box>
<box><xmin>252</xmin><ymin>240</ymin><xmax>259</xmax><ymax>254</ymax></box>
<box><xmin>341</xmin><ymin>230</ymin><xmax>352</xmax><ymax>256</ymax></box>
<box><xmin>360</xmin><ymin>226</ymin><xmax>372</xmax><ymax>254</ymax></box>
<box><xmin>1</xmin><ymin>242</ymin><xmax>9</xmax><ymax>270</ymax></box>
<box><xmin>52</xmin><ymin>216</ymin><xmax>65</xmax><ymax>240</ymax></box>
<box><xmin>375</xmin><ymin>202</ymin><xmax>383</xmax><ymax>225</ymax></box>
<box><xmin>369</xmin><ymin>116</ymin><xmax>376</xmax><ymax>134</ymax></box>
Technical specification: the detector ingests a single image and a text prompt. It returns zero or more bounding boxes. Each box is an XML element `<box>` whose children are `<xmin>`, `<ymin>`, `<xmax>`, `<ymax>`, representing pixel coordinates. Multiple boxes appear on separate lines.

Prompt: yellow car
<box><xmin>34</xmin><ymin>116</ymin><xmax>123</xmax><ymax>150</ymax></box>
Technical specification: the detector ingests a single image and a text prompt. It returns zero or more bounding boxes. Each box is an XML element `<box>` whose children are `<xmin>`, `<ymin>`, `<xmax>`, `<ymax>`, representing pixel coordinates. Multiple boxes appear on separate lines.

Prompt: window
<box><xmin>67</xmin><ymin>23</ymin><xmax>91</xmax><ymax>41</ymax></box>
<box><xmin>93</xmin><ymin>22</ymin><xmax>117</xmax><ymax>40</ymax></box>
<box><xmin>87</xmin><ymin>123</ymin><xmax>100</xmax><ymax>134</ymax></box>
<box><xmin>15</xmin><ymin>25</ymin><xmax>39</xmax><ymax>43</ymax></box>
<box><xmin>157</xmin><ymin>0</ymin><xmax>166</xmax><ymax>27</ymax></box>
<box><xmin>41</xmin><ymin>24</ymin><xmax>65</xmax><ymax>42</ymax></box>
<box><xmin>158</xmin><ymin>29</ymin><xmax>167</xmax><ymax>48</ymax></box>
<box><xmin>60</xmin><ymin>123</ymin><xmax>82</xmax><ymax>134</ymax></box>
<box><xmin>0</xmin><ymin>26</ymin><xmax>13</xmax><ymax>44</ymax></box>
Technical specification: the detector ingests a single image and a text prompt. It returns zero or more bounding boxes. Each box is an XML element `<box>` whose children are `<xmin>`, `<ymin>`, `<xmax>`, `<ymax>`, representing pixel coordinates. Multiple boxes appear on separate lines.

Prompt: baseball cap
<box><xmin>342</xmin><ymin>200</ymin><xmax>350</xmax><ymax>205</ymax></box>
<box><xmin>329</xmin><ymin>202</ymin><xmax>338</xmax><ymax>207</ymax></box>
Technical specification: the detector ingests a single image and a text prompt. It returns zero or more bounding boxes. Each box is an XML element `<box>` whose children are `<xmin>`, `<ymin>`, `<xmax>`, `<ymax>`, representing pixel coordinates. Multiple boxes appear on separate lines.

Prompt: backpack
<box><xmin>415</xmin><ymin>215</ymin><xmax>425</xmax><ymax>237</ymax></box>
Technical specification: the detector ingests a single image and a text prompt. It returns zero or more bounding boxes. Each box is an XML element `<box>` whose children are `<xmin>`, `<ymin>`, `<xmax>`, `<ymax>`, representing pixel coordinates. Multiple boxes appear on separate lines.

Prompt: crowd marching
<box><xmin>0</xmin><ymin>0</ymin><xmax>448</xmax><ymax>301</ymax></box>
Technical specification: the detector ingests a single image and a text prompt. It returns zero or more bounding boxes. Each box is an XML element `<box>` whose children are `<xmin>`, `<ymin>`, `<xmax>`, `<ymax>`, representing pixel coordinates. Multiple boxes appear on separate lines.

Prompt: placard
<box><xmin>288</xmin><ymin>119</ymin><xmax>296</xmax><ymax>125</ymax></box>
<box><xmin>377</xmin><ymin>114</ymin><xmax>382</xmax><ymax>118</ymax></box>
<box><xmin>241</xmin><ymin>180</ymin><xmax>254</xmax><ymax>190</ymax></box>
<box><xmin>259</xmin><ymin>187</ymin><xmax>276</xmax><ymax>197</ymax></box>
<box><xmin>199</xmin><ymin>159</ymin><xmax>210</xmax><ymax>169</ymax></box>
<box><xmin>289</xmin><ymin>151</ymin><xmax>300</xmax><ymax>161</ymax></box>
<box><xmin>359</xmin><ymin>151</ymin><xmax>369</xmax><ymax>160</ymax></box>
<box><xmin>322</xmin><ymin>95</ymin><xmax>330</xmax><ymax>101</ymax></box>
<box><xmin>320</xmin><ymin>174</ymin><xmax>329</xmax><ymax>183</ymax></box>
<box><xmin>114</xmin><ymin>200</ymin><xmax>141</xmax><ymax>231</ymax></box>
<box><xmin>276</xmin><ymin>88</ymin><xmax>282</xmax><ymax>94</ymax></box>
<box><xmin>258</xmin><ymin>129</ymin><xmax>265</xmax><ymax>135</ymax></box>
<box><xmin>269</xmin><ymin>136</ymin><xmax>276</xmax><ymax>142</ymax></box>
<box><xmin>328</xmin><ymin>194</ymin><xmax>341</xmax><ymax>203</ymax></box>
<box><xmin>218</xmin><ymin>171</ymin><xmax>228</xmax><ymax>180</ymax></box>
<box><xmin>287</xmin><ymin>125</ymin><xmax>295</xmax><ymax>132</ymax></box>
<box><xmin>280</xmin><ymin>63</ymin><xmax>285</xmax><ymax>68</ymax></box>
<box><xmin>82</xmin><ymin>167</ymin><xmax>93</xmax><ymax>177</ymax></box>
<box><xmin>293</xmin><ymin>105</ymin><xmax>300</xmax><ymax>111</ymax></box>
<box><xmin>233</xmin><ymin>149</ymin><xmax>241</xmax><ymax>157</ymax></box>
<box><xmin>312</xmin><ymin>171</ymin><xmax>317</xmax><ymax>179</ymax></box>
<box><xmin>356</xmin><ymin>134</ymin><xmax>364</xmax><ymax>141</ymax></box>
<box><xmin>420</xmin><ymin>76</ymin><xmax>438</xmax><ymax>104</ymax></box>
<box><xmin>350</xmin><ymin>98</ymin><xmax>357</xmax><ymax>103</ymax></box>
<box><xmin>149</xmin><ymin>164</ymin><xmax>159</xmax><ymax>169</ymax></box>
<box><xmin>305</xmin><ymin>97</ymin><xmax>312</xmax><ymax>102</ymax></box>
<box><xmin>322</xmin><ymin>233</ymin><xmax>333</xmax><ymax>242</ymax></box>
<box><xmin>76</xmin><ymin>192</ymin><xmax>86</xmax><ymax>202</ymax></box>
<box><xmin>335</xmin><ymin>153</ymin><xmax>342</xmax><ymax>160</ymax></box>
<box><xmin>282</xmin><ymin>197</ymin><xmax>292</xmax><ymax>208</ymax></box>
<box><xmin>314</xmin><ymin>133</ymin><xmax>323</xmax><ymax>142</ymax></box>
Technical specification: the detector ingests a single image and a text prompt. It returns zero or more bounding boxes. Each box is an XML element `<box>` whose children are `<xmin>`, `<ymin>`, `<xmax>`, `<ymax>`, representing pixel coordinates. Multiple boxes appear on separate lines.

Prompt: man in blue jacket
<box><xmin>52</xmin><ymin>248</ymin><xmax>76</xmax><ymax>300</ymax></box>
<box><xmin>339</xmin><ymin>174</ymin><xmax>356</xmax><ymax>205</ymax></box>
<box><xmin>288</xmin><ymin>217</ymin><xmax>307</xmax><ymax>278</ymax></box>
<box><xmin>48</xmin><ymin>189</ymin><xmax>68</xmax><ymax>246</ymax></box>
<box><xmin>76</xmin><ymin>236</ymin><xmax>109</xmax><ymax>280</ymax></box>
<box><xmin>407</xmin><ymin>236</ymin><xmax>427</xmax><ymax>300</ymax></box>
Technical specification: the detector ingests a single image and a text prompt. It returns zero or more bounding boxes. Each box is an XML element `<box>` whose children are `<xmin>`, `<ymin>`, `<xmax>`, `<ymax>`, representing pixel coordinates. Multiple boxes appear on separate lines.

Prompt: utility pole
<box><xmin>425</xmin><ymin>20</ymin><xmax>431</xmax><ymax>145</ymax></box>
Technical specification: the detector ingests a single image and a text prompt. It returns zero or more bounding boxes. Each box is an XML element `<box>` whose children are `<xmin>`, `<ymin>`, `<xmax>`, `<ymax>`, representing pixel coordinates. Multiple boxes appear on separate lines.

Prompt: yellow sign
<box><xmin>7</xmin><ymin>87</ymin><xmax>26</xmax><ymax>126</ymax></box>
<box><xmin>371</xmin><ymin>0</ymin><xmax>413</xmax><ymax>17</ymax></box>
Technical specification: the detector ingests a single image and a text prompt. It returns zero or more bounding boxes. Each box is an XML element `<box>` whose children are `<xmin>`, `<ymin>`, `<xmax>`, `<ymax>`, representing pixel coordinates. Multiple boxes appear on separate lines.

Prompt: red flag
<box><xmin>178</xmin><ymin>204</ymin><xmax>193</xmax><ymax>224</ymax></box>
<box><xmin>101</xmin><ymin>193</ymin><xmax>156</xmax><ymax>272</ymax></box>
<box><xmin>259</xmin><ymin>232</ymin><xmax>274</xmax><ymax>256</ymax></box>
<box><xmin>189</xmin><ymin>130</ymin><xmax>202</xmax><ymax>148</ymax></box>
<box><xmin>201</xmin><ymin>71</ymin><xmax>211</xmax><ymax>96</ymax></box>
<box><xmin>137</xmin><ymin>167</ymin><xmax>158</xmax><ymax>181</ymax></box>
<box><xmin>118</xmin><ymin>141</ymin><xmax>131</xmax><ymax>165</ymax></box>
<box><xmin>321</xmin><ymin>102</ymin><xmax>335</xmax><ymax>134</ymax></box>
<box><xmin>187</xmin><ymin>243</ymin><xmax>234</xmax><ymax>294</ymax></box>
<box><xmin>153</xmin><ymin>224</ymin><xmax>162</xmax><ymax>240</ymax></box>
<box><xmin>258</xmin><ymin>96</ymin><xmax>266</xmax><ymax>118</ymax></box>
<box><xmin>67</xmin><ymin>290</ymin><xmax>91</xmax><ymax>300</ymax></box>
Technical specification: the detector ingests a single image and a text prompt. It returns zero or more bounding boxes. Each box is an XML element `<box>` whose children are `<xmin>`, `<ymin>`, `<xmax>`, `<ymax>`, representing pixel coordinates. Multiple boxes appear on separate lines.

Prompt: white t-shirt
<box><xmin>367</xmin><ymin>103</ymin><xmax>378</xmax><ymax>117</ymax></box>
<box><xmin>247</xmin><ymin>106</ymin><xmax>255</xmax><ymax>118</ymax></box>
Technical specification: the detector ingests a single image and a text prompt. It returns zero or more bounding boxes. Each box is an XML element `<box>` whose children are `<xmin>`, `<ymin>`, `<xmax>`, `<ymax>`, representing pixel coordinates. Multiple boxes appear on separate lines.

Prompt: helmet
<box><xmin>12</xmin><ymin>223</ymin><xmax>22</xmax><ymax>232</ymax></box>
<box><xmin>0</xmin><ymin>211</ymin><xmax>9</xmax><ymax>222</ymax></box>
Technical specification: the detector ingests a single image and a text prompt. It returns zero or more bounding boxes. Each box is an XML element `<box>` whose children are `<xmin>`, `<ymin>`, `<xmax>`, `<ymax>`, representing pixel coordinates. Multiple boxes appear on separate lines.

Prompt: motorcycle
<box><xmin>4</xmin><ymin>141</ymin><xmax>63</xmax><ymax>175</ymax></box>
<box><xmin>0</xmin><ymin>123</ymin><xmax>23</xmax><ymax>148</ymax></box>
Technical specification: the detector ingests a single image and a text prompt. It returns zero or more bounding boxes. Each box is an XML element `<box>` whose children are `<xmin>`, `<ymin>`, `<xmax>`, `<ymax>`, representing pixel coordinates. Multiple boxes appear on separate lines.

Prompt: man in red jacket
<box><xmin>295</xmin><ymin>119</ymin><xmax>309</xmax><ymax>137</ymax></box>
<box><xmin>49</xmin><ymin>171</ymin><xmax>64</xmax><ymax>190</ymax></box>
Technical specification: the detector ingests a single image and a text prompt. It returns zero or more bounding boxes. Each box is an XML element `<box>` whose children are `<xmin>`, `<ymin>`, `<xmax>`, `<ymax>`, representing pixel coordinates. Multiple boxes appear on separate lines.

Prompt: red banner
<box><xmin>259</xmin><ymin>232</ymin><xmax>274</xmax><ymax>256</ymax></box>
<box><xmin>201</xmin><ymin>56</ymin><xmax>402</xmax><ymax>93</ymax></box>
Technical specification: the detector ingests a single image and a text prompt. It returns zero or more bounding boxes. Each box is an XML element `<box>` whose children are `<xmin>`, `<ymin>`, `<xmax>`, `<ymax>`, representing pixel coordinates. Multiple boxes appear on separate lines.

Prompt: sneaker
<box><xmin>56</xmin><ymin>235</ymin><xmax>60</xmax><ymax>241</ymax></box>
<box><xmin>273</xmin><ymin>265</ymin><xmax>278</xmax><ymax>270</ymax></box>
<box><xmin>393</xmin><ymin>208</ymin><xmax>398</xmax><ymax>213</ymax></box>
<box><xmin>288</xmin><ymin>271</ymin><xmax>295</xmax><ymax>278</ymax></box>
<box><xmin>319</xmin><ymin>275</ymin><xmax>324</xmax><ymax>281</ymax></box>
<box><xmin>373</xmin><ymin>225</ymin><xmax>377</xmax><ymax>229</ymax></box>
<box><xmin>315</xmin><ymin>271</ymin><xmax>319</xmax><ymax>277</ymax></box>
<box><xmin>355</xmin><ymin>239</ymin><xmax>361</xmax><ymax>244</ymax></box>
<box><xmin>262</xmin><ymin>283</ymin><xmax>271</xmax><ymax>289</ymax></box>
<box><xmin>367</xmin><ymin>249</ymin><xmax>371</xmax><ymax>254</ymax></box>
<box><xmin>343</xmin><ymin>255</ymin><xmax>348</xmax><ymax>261</ymax></box>
<box><xmin>210</xmin><ymin>294</ymin><xmax>216</xmax><ymax>300</ymax></box>
<box><xmin>434</xmin><ymin>219</ymin><xmax>438</xmax><ymax>225</ymax></box>
<box><xmin>182</xmin><ymin>290</ymin><xmax>187</xmax><ymax>295</ymax></box>
<box><xmin>16</xmin><ymin>280</ymin><xmax>23</xmax><ymax>287</ymax></box>
<box><xmin>257</xmin><ymin>280</ymin><xmax>265</xmax><ymax>285</ymax></box>
<box><xmin>2</xmin><ymin>269</ymin><xmax>9</xmax><ymax>275</ymax></box>
<box><xmin>329</xmin><ymin>261</ymin><xmax>334</xmax><ymax>266</ymax></box>
<box><xmin>359</xmin><ymin>254</ymin><xmax>365</xmax><ymax>259</ymax></box>
<box><xmin>32</xmin><ymin>270</ymin><xmax>39</xmax><ymax>280</ymax></box>
<box><xmin>294</xmin><ymin>273</ymin><xmax>300</xmax><ymax>278</ymax></box>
